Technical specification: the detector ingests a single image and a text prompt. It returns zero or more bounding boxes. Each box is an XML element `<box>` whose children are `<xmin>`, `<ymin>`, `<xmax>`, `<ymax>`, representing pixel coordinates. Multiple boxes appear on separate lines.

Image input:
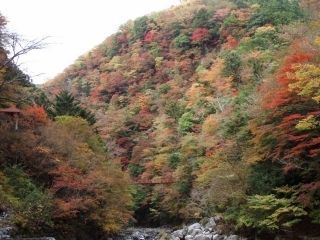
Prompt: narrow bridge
<box><xmin>136</xmin><ymin>179</ymin><xmax>175</xmax><ymax>185</ymax></box>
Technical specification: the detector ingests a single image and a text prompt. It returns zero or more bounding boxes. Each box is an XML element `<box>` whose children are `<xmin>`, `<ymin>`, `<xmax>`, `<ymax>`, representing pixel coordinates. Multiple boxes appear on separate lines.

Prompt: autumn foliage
<box><xmin>2</xmin><ymin>0</ymin><xmax>320</xmax><ymax>238</ymax></box>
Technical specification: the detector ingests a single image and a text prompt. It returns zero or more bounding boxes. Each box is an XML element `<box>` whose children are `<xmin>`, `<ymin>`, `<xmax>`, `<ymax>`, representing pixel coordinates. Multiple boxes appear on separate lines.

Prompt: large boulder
<box><xmin>188</xmin><ymin>223</ymin><xmax>202</xmax><ymax>231</ymax></box>
<box><xmin>189</xmin><ymin>228</ymin><xmax>203</xmax><ymax>237</ymax></box>
<box><xmin>187</xmin><ymin>223</ymin><xmax>203</xmax><ymax>236</ymax></box>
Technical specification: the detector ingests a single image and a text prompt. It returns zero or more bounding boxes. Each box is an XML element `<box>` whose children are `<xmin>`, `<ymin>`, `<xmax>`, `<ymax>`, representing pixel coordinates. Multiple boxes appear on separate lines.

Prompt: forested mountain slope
<box><xmin>43</xmin><ymin>0</ymin><xmax>320</xmax><ymax>237</ymax></box>
<box><xmin>0</xmin><ymin>14</ymin><xmax>132</xmax><ymax>240</ymax></box>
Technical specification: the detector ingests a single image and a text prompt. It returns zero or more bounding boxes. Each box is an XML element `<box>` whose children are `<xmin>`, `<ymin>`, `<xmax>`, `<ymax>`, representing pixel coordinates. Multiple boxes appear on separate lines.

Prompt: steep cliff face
<box><xmin>44</xmin><ymin>0</ymin><xmax>320</xmax><ymax>234</ymax></box>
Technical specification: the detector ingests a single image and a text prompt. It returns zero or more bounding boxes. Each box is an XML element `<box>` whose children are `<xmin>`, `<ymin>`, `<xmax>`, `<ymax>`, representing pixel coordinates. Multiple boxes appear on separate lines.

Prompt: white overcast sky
<box><xmin>1</xmin><ymin>0</ymin><xmax>181</xmax><ymax>84</ymax></box>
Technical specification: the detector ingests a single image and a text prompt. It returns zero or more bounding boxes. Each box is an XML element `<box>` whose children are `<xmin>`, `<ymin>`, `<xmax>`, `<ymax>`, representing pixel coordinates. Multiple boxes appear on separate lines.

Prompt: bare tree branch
<box><xmin>1</xmin><ymin>34</ymin><xmax>48</xmax><ymax>68</ymax></box>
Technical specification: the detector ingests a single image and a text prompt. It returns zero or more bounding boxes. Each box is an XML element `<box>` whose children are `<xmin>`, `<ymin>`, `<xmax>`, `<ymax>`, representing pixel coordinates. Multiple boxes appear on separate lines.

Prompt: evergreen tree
<box><xmin>53</xmin><ymin>91</ymin><xmax>96</xmax><ymax>125</ymax></box>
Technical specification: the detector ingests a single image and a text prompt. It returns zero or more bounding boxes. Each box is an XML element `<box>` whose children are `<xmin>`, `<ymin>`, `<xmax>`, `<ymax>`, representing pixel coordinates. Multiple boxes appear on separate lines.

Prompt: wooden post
<box><xmin>14</xmin><ymin>114</ymin><xmax>19</xmax><ymax>130</ymax></box>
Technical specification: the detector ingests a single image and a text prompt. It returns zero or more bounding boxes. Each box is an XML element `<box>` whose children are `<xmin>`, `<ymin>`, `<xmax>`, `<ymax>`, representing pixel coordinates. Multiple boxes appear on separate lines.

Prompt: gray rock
<box><xmin>170</xmin><ymin>236</ymin><xmax>180</xmax><ymax>240</ymax></box>
<box><xmin>172</xmin><ymin>229</ymin><xmax>184</xmax><ymax>239</ymax></box>
<box><xmin>15</xmin><ymin>238</ymin><xmax>56</xmax><ymax>240</ymax></box>
<box><xmin>226</xmin><ymin>235</ymin><xmax>239</xmax><ymax>240</ymax></box>
<box><xmin>187</xmin><ymin>223</ymin><xmax>203</xmax><ymax>237</ymax></box>
<box><xmin>188</xmin><ymin>223</ymin><xmax>202</xmax><ymax>232</ymax></box>
<box><xmin>206</xmin><ymin>228</ymin><xmax>213</xmax><ymax>233</ymax></box>
<box><xmin>182</xmin><ymin>227</ymin><xmax>188</xmax><ymax>236</ymax></box>
<box><xmin>212</xmin><ymin>234</ymin><xmax>224</xmax><ymax>240</ymax></box>
<box><xmin>205</xmin><ymin>218</ymin><xmax>217</xmax><ymax>231</ymax></box>
<box><xmin>194</xmin><ymin>233</ymin><xmax>212</xmax><ymax>240</ymax></box>
<box><xmin>0</xmin><ymin>234</ymin><xmax>10</xmax><ymax>239</ymax></box>
<box><xmin>132</xmin><ymin>231</ymin><xmax>145</xmax><ymax>240</ymax></box>
<box><xmin>189</xmin><ymin>228</ymin><xmax>203</xmax><ymax>237</ymax></box>
<box><xmin>185</xmin><ymin>235</ymin><xmax>194</xmax><ymax>240</ymax></box>
<box><xmin>213</xmin><ymin>216</ymin><xmax>222</xmax><ymax>223</ymax></box>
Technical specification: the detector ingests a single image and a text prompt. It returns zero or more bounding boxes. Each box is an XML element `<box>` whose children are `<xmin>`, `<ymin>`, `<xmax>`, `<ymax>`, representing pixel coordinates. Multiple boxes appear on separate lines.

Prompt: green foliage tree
<box><xmin>2</xmin><ymin>167</ymin><xmax>53</xmax><ymax>234</ymax></box>
<box><xmin>169</xmin><ymin>21</ymin><xmax>183</xmax><ymax>38</ymax></box>
<box><xmin>222</xmin><ymin>51</ymin><xmax>242</xmax><ymax>83</ymax></box>
<box><xmin>132</xmin><ymin>16</ymin><xmax>149</xmax><ymax>40</ymax></box>
<box><xmin>248</xmin><ymin>161</ymin><xmax>285</xmax><ymax>195</ymax></box>
<box><xmin>128</xmin><ymin>163</ymin><xmax>145</xmax><ymax>177</ymax></box>
<box><xmin>192</xmin><ymin>8</ymin><xmax>211</xmax><ymax>28</ymax></box>
<box><xmin>168</xmin><ymin>152</ymin><xmax>181</xmax><ymax>169</ymax></box>
<box><xmin>173</xmin><ymin>34</ymin><xmax>191</xmax><ymax>50</ymax></box>
<box><xmin>106</xmin><ymin>35</ymin><xmax>121</xmax><ymax>58</ymax></box>
<box><xmin>223</xmin><ymin>15</ymin><xmax>240</xmax><ymax>27</ymax></box>
<box><xmin>239</xmin><ymin>29</ymin><xmax>284</xmax><ymax>52</ymax></box>
<box><xmin>235</xmin><ymin>191</ymin><xmax>307</xmax><ymax>231</ymax></box>
<box><xmin>53</xmin><ymin>90</ymin><xmax>96</xmax><ymax>124</ymax></box>
<box><xmin>248</xmin><ymin>0</ymin><xmax>304</xmax><ymax>27</ymax></box>
<box><xmin>178</xmin><ymin>112</ymin><xmax>194</xmax><ymax>134</ymax></box>
<box><xmin>175</xmin><ymin>164</ymin><xmax>193</xmax><ymax>196</ymax></box>
<box><xmin>165</xmin><ymin>101</ymin><xmax>186</xmax><ymax>121</ymax></box>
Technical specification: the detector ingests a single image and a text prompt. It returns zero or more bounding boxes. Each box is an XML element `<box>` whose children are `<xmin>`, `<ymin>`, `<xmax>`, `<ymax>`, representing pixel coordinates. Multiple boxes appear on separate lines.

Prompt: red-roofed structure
<box><xmin>0</xmin><ymin>105</ymin><xmax>22</xmax><ymax>130</ymax></box>
<box><xmin>0</xmin><ymin>105</ymin><xmax>21</xmax><ymax>114</ymax></box>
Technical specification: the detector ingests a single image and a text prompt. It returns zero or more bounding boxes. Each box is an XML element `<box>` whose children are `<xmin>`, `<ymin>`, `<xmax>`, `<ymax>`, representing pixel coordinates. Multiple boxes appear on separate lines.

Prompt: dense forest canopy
<box><xmin>1</xmin><ymin>0</ymin><xmax>320</xmax><ymax>239</ymax></box>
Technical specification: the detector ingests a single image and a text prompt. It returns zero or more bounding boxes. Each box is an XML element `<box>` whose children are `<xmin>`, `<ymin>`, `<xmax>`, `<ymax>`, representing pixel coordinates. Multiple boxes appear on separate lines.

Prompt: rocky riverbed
<box><xmin>2</xmin><ymin>214</ymin><xmax>319</xmax><ymax>240</ymax></box>
<box><xmin>169</xmin><ymin>217</ymin><xmax>243</xmax><ymax>240</ymax></box>
<box><xmin>114</xmin><ymin>217</ymin><xmax>244</xmax><ymax>240</ymax></box>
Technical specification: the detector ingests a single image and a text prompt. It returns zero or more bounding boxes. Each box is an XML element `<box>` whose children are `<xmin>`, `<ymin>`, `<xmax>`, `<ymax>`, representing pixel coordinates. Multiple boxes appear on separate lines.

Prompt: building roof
<box><xmin>0</xmin><ymin>105</ymin><xmax>22</xmax><ymax>114</ymax></box>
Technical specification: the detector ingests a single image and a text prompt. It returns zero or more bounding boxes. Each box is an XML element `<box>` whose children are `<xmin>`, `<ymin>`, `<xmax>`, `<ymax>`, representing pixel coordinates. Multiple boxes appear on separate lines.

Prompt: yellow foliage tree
<box><xmin>289</xmin><ymin>64</ymin><xmax>320</xmax><ymax>103</ymax></box>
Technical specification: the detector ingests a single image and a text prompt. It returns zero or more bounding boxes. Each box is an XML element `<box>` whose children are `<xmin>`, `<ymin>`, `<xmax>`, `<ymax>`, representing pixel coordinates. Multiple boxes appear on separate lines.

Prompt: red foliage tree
<box><xmin>225</xmin><ymin>35</ymin><xmax>238</xmax><ymax>49</ymax></box>
<box><xmin>264</xmin><ymin>51</ymin><xmax>313</xmax><ymax>109</ymax></box>
<box><xmin>191</xmin><ymin>28</ymin><xmax>209</xmax><ymax>43</ymax></box>
<box><xmin>23</xmin><ymin>105</ymin><xmax>48</xmax><ymax>126</ymax></box>
<box><xmin>144</xmin><ymin>30</ymin><xmax>157</xmax><ymax>43</ymax></box>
